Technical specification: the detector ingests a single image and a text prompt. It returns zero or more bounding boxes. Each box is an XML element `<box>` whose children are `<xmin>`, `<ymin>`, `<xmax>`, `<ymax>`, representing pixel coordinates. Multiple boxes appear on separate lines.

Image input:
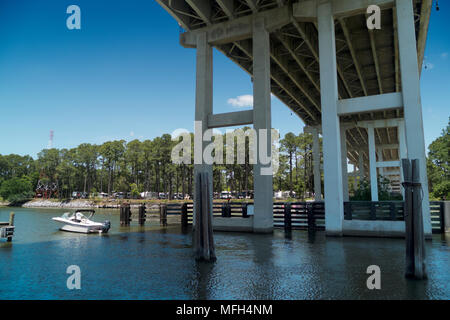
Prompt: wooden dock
<box><xmin>0</xmin><ymin>212</ymin><xmax>15</xmax><ymax>242</ymax></box>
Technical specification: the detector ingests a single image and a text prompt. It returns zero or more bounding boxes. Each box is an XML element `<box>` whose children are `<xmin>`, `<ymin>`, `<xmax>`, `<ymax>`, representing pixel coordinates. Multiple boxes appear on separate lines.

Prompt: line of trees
<box><xmin>0</xmin><ymin>119</ymin><xmax>448</xmax><ymax>203</ymax></box>
<box><xmin>0</xmin><ymin>129</ymin><xmax>321</xmax><ymax>203</ymax></box>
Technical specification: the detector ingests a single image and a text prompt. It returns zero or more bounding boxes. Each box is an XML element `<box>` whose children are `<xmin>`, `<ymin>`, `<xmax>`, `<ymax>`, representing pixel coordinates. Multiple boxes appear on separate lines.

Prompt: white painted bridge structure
<box><xmin>157</xmin><ymin>0</ymin><xmax>433</xmax><ymax>236</ymax></box>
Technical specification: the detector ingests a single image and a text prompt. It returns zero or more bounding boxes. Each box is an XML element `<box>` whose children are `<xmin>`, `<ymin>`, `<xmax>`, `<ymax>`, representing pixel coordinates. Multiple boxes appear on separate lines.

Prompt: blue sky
<box><xmin>0</xmin><ymin>0</ymin><xmax>448</xmax><ymax>158</ymax></box>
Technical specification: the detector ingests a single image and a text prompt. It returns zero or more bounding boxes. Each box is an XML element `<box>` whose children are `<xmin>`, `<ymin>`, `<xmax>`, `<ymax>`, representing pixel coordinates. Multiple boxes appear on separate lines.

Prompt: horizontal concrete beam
<box><xmin>207</xmin><ymin>110</ymin><xmax>254</xmax><ymax>128</ymax></box>
<box><xmin>380</xmin><ymin>144</ymin><xmax>400</xmax><ymax>150</ymax></box>
<box><xmin>293</xmin><ymin>0</ymin><xmax>394</xmax><ymax>20</ymax></box>
<box><xmin>383</xmin><ymin>171</ymin><xmax>401</xmax><ymax>176</ymax></box>
<box><xmin>337</xmin><ymin>92</ymin><xmax>403</xmax><ymax>116</ymax></box>
<box><xmin>181</xmin><ymin>6</ymin><xmax>291</xmax><ymax>48</ymax></box>
<box><xmin>358</xmin><ymin>118</ymin><xmax>404</xmax><ymax>129</ymax></box>
<box><xmin>376</xmin><ymin>161</ymin><xmax>401</xmax><ymax>168</ymax></box>
<box><xmin>303</xmin><ymin>125</ymin><xmax>322</xmax><ymax>134</ymax></box>
<box><xmin>349</xmin><ymin>144</ymin><xmax>399</xmax><ymax>151</ymax></box>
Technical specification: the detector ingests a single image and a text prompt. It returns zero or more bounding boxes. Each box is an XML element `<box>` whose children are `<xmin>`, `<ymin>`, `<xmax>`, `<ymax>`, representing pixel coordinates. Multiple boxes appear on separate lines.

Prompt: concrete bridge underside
<box><xmin>157</xmin><ymin>0</ymin><xmax>433</xmax><ymax>237</ymax></box>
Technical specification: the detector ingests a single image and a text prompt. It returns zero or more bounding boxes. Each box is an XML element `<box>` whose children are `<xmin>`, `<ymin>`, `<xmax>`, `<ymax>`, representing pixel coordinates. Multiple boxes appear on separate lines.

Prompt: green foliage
<box><xmin>427</xmin><ymin>118</ymin><xmax>449</xmax><ymax>200</ymax></box>
<box><xmin>350</xmin><ymin>176</ymin><xmax>402</xmax><ymax>201</ymax></box>
<box><xmin>277</xmin><ymin>132</ymin><xmax>317</xmax><ymax>199</ymax></box>
<box><xmin>350</xmin><ymin>179</ymin><xmax>372</xmax><ymax>201</ymax></box>
<box><xmin>0</xmin><ymin>130</ymin><xmax>322</xmax><ymax>201</ymax></box>
<box><xmin>0</xmin><ymin>176</ymin><xmax>34</xmax><ymax>203</ymax></box>
<box><xmin>1</xmin><ymin>120</ymin><xmax>446</xmax><ymax>203</ymax></box>
<box><xmin>130</xmin><ymin>183</ymin><xmax>140</xmax><ymax>198</ymax></box>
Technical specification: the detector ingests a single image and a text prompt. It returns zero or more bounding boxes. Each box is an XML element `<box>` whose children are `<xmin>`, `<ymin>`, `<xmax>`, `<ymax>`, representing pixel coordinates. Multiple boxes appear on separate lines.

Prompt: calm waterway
<box><xmin>0</xmin><ymin>207</ymin><xmax>449</xmax><ymax>300</ymax></box>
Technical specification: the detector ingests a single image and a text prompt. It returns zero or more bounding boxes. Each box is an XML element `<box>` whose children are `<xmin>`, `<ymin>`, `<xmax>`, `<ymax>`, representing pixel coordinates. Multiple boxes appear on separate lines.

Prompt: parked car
<box><xmin>72</xmin><ymin>191</ymin><xmax>81</xmax><ymax>199</ymax></box>
<box><xmin>158</xmin><ymin>192</ymin><xmax>167</xmax><ymax>200</ymax></box>
<box><xmin>175</xmin><ymin>193</ymin><xmax>184</xmax><ymax>200</ymax></box>
<box><xmin>220</xmin><ymin>191</ymin><xmax>232</xmax><ymax>200</ymax></box>
<box><xmin>141</xmin><ymin>192</ymin><xmax>158</xmax><ymax>200</ymax></box>
<box><xmin>71</xmin><ymin>191</ymin><xmax>88</xmax><ymax>199</ymax></box>
<box><xmin>114</xmin><ymin>192</ymin><xmax>126</xmax><ymax>199</ymax></box>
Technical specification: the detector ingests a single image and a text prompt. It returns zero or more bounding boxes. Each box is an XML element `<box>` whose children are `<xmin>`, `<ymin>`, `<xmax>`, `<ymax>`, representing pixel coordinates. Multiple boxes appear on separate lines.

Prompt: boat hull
<box><xmin>52</xmin><ymin>217</ymin><xmax>107</xmax><ymax>234</ymax></box>
<box><xmin>59</xmin><ymin>224</ymin><xmax>103</xmax><ymax>234</ymax></box>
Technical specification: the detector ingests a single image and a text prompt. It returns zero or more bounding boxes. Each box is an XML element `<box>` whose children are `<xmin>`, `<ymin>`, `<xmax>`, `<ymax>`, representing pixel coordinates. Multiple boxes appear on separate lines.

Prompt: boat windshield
<box><xmin>61</xmin><ymin>212</ymin><xmax>73</xmax><ymax>219</ymax></box>
<box><xmin>75</xmin><ymin>212</ymin><xmax>88</xmax><ymax>221</ymax></box>
<box><xmin>61</xmin><ymin>212</ymin><xmax>89</xmax><ymax>221</ymax></box>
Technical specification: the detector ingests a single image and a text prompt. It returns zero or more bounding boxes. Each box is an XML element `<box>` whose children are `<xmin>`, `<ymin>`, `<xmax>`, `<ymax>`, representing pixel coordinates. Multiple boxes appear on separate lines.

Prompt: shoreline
<box><xmin>19</xmin><ymin>199</ymin><xmax>172</xmax><ymax>210</ymax></box>
<box><xmin>2</xmin><ymin>198</ymin><xmax>295</xmax><ymax>210</ymax></box>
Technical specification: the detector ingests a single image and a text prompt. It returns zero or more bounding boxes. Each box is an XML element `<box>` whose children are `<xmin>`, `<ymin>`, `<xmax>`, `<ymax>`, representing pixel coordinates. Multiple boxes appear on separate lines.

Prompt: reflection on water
<box><xmin>0</xmin><ymin>207</ymin><xmax>449</xmax><ymax>300</ymax></box>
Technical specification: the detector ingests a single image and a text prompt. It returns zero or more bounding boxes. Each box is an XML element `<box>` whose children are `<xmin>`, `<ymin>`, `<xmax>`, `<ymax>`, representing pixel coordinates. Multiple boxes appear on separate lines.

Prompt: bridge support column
<box><xmin>358</xmin><ymin>151</ymin><xmax>365</xmax><ymax>181</ymax></box>
<box><xmin>252</xmin><ymin>18</ymin><xmax>273</xmax><ymax>234</ymax></box>
<box><xmin>398</xmin><ymin>120</ymin><xmax>407</xmax><ymax>199</ymax></box>
<box><xmin>312</xmin><ymin>127</ymin><xmax>322</xmax><ymax>201</ymax></box>
<box><xmin>367</xmin><ymin>124</ymin><xmax>379</xmax><ymax>201</ymax></box>
<box><xmin>341</xmin><ymin>126</ymin><xmax>349</xmax><ymax>202</ymax></box>
<box><xmin>318</xmin><ymin>1</ymin><xmax>344</xmax><ymax>236</ymax></box>
<box><xmin>396</xmin><ymin>0</ymin><xmax>432</xmax><ymax>235</ymax></box>
<box><xmin>193</xmin><ymin>32</ymin><xmax>213</xmax><ymax>225</ymax></box>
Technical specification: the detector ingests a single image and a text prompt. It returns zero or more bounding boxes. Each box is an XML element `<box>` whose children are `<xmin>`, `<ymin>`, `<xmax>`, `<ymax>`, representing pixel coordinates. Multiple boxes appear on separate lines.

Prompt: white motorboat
<box><xmin>52</xmin><ymin>210</ymin><xmax>111</xmax><ymax>234</ymax></box>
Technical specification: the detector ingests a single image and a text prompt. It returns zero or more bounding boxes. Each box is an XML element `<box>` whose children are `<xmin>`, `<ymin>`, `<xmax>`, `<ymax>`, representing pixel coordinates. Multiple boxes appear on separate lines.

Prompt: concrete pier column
<box><xmin>398</xmin><ymin>120</ymin><xmax>407</xmax><ymax>199</ymax></box>
<box><xmin>252</xmin><ymin>18</ymin><xmax>273</xmax><ymax>233</ymax></box>
<box><xmin>193</xmin><ymin>32</ymin><xmax>213</xmax><ymax>225</ymax></box>
<box><xmin>340</xmin><ymin>126</ymin><xmax>349</xmax><ymax>201</ymax></box>
<box><xmin>377</xmin><ymin>148</ymin><xmax>385</xmax><ymax>178</ymax></box>
<box><xmin>312</xmin><ymin>127</ymin><xmax>322</xmax><ymax>201</ymax></box>
<box><xmin>367</xmin><ymin>125</ymin><xmax>379</xmax><ymax>201</ymax></box>
<box><xmin>358</xmin><ymin>151</ymin><xmax>365</xmax><ymax>181</ymax></box>
<box><xmin>396</xmin><ymin>0</ymin><xmax>432</xmax><ymax>235</ymax></box>
<box><xmin>317</xmin><ymin>1</ymin><xmax>344</xmax><ymax>236</ymax></box>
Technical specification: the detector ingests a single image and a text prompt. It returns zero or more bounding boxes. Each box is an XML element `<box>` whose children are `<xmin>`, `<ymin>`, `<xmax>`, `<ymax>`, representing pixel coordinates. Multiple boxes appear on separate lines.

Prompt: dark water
<box><xmin>0</xmin><ymin>207</ymin><xmax>449</xmax><ymax>300</ymax></box>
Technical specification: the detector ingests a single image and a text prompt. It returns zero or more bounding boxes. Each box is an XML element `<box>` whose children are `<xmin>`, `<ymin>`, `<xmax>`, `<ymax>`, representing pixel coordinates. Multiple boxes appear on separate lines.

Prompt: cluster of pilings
<box><xmin>120</xmin><ymin>204</ymin><xmax>147</xmax><ymax>226</ymax></box>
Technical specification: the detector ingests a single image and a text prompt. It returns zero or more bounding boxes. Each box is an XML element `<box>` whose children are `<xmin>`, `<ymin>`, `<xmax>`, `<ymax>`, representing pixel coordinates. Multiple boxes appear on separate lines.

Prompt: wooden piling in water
<box><xmin>7</xmin><ymin>212</ymin><xmax>15</xmax><ymax>242</ymax></box>
<box><xmin>411</xmin><ymin>160</ymin><xmax>427</xmax><ymax>279</ymax></box>
<box><xmin>181</xmin><ymin>202</ymin><xmax>188</xmax><ymax>228</ymax></box>
<box><xmin>120</xmin><ymin>203</ymin><xmax>131</xmax><ymax>226</ymax></box>
<box><xmin>284</xmin><ymin>203</ymin><xmax>292</xmax><ymax>231</ymax></box>
<box><xmin>193</xmin><ymin>172</ymin><xmax>216</xmax><ymax>262</ymax></box>
<box><xmin>9</xmin><ymin>212</ymin><xmax>15</xmax><ymax>227</ymax></box>
<box><xmin>139</xmin><ymin>204</ymin><xmax>146</xmax><ymax>226</ymax></box>
<box><xmin>402</xmin><ymin>159</ymin><xmax>427</xmax><ymax>280</ymax></box>
<box><xmin>307</xmin><ymin>203</ymin><xmax>316</xmax><ymax>232</ymax></box>
<box><xmin>127</xmin><ymin>204</ymin><xmax>131</xmax><ymax>225</ymax></box>
<box><xmin>221</xmin><ymin>202</ymin><xmax>229</xmax><ymax>218</ymax></box>
<box><xmin>242</xmin><ymin>203</ymin><xmax>248</xmax><ymax>218</ymax></box>
<box><xmin>160</xmin><ymin>204</ymin><xmax>167</xmax><ymax>227</ymax></box>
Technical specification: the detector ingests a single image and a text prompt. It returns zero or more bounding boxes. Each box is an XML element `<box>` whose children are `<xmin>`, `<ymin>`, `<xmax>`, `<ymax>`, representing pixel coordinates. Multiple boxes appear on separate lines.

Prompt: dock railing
<box><xmin>119</xmin><ymin>201</ymin><xmax>448</xmax><ymax>234</ymax></box>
